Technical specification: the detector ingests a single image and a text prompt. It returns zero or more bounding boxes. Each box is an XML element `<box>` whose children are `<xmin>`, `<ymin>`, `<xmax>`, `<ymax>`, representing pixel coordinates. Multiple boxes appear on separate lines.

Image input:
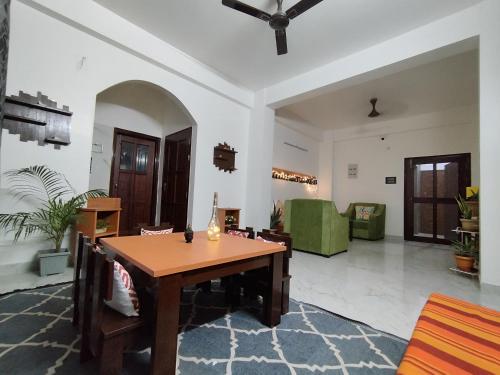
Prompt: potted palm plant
<box><xmin>451</xmin><ymin>237</ymin><xmax>477</xmax><ymax>272</ymax></box>
<box><xmin>456</xmin><ymin>195</ymin><xmax>479</xmax><ymax>232</ymax></box>
<box><xmin>0</xmin><ymin>165</ymin><xmax>106</xmax><ymax>276</ymax></box>
<box><xmin>270</xmin><ymin>201</ymin><xmax>283</xmax><ymax>232</ymax></box>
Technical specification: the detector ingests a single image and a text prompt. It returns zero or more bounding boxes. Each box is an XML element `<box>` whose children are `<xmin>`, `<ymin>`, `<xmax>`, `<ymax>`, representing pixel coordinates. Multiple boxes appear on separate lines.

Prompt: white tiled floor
<box><xmin>290</xmin><ymin>238</ymin><xmax>500</xmax><ymax>340</ymax></box>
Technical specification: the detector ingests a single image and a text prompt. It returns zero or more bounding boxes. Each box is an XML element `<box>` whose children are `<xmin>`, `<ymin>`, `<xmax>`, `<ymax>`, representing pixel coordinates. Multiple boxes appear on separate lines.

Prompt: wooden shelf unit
<box><xmin>77</xmin><ymin>198</ymin><xmax>121</xmax><ymax>243</ymax></box>
<box><xmin>217</xmin><ymin>208</ymin><xmax>241</xmax><ymax>229</ymax></box>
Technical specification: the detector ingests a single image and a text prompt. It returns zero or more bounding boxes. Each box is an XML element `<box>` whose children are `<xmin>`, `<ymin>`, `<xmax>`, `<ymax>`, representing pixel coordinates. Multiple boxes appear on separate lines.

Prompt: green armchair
<box><xmin>284</xmin><ymin>199</ymin><xmax>349</xmax><ymax>257</ymax></box>
<box><xmin>345</xmin><ymin>203</ymin><xmax>386</xmax><ymax>240</ymax></box>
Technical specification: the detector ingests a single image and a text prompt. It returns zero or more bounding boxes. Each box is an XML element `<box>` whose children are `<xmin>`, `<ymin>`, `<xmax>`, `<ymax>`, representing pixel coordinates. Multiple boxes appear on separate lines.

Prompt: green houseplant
<box><xmin>270</xmin><ymin>201</ymin><xmax>283</xmax><ymax>230</ymax></box>
<box><xmin>0</xmin><ymin>165</ymin><xmax>106</xmax><ymax>276</ymax></box>
<box><xmin>451</xmin><ymin>237</ymin><xmax>477</xmax><ymax>272</ymax></box>
<box><xmin>456</xmin><ymin>195</ymin><xmax>478</xmax><ymax>231</ymax></box>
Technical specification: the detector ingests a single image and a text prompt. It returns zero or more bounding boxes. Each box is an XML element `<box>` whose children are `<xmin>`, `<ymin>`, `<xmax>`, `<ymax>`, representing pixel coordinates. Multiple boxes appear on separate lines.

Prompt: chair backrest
<box><xmin>258</xmin><ymin>230</ymin><xmax>292</xmax><ymax>259</ymax></box>
<box><xmin>133</xmin><ymin>222</ymin><xmax>174</xmax><ymax>235</ymax></box>
<box><xmin>225</xmin><ymin>225</ymin><xmax>255</xmax><ymax>239</ymax></box>
<box><xmin>80</xmin><ymin>239</ymin><xmax>114</xmax><ymax>359</ymax></box>
<box><xmin>72</xmin><ymin>232</ymin><xmax>84</xmax><ymax>327</ymax></box>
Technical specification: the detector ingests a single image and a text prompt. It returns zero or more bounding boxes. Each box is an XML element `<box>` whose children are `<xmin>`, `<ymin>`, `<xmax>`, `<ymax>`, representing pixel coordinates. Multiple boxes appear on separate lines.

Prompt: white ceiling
<box><xmin>93</xmin><ymin>0</ymin><xmax>482</xmax><ymax>90</ymax></box>
<box><xmin>277</xmin><ymin>50</ymin><xmax>478</xmax><ymax>129</ymax></box>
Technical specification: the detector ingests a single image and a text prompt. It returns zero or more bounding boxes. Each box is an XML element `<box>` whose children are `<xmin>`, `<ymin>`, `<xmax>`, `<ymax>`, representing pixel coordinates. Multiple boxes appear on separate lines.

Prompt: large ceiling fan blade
<box><xmin>286</xmin><ymin>0</ymin><xmax>323</xmax><ymax>20</ymax></box>
<box><xmin>222</xmin><ymin>0</ymin><xmax>271</xmax><ymax>21</ymax></box>
<box><xmin>275</xmin><ymin>29</ymin><xmax>288</xmax><ymax>55</ymax></box>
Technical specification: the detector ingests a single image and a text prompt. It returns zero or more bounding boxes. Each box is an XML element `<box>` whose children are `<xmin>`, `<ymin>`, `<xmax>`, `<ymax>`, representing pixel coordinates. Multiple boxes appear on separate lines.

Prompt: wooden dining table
<box><xmin>100</xmin><ymin>230</ymin><xmax>286</xmax><ymax>375</ymax></box>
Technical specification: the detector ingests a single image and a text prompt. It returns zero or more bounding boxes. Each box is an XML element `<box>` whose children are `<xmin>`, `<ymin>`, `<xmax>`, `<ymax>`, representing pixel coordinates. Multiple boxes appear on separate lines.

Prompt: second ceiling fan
<box><xmin>222</xmin><ymin>0</ymin><xmax>323</xmax><ymax>55</ymax></box>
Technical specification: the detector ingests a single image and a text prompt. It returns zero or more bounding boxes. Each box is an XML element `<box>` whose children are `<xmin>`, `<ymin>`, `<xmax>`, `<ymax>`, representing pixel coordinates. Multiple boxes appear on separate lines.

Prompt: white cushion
<box><xmin>105</xmin><ymin>261</ymin><xmax>140</xmax><ymax>317</ymax></box>
<box><xmin>141</xmin><ymin>227</ymin><xmax>173</xmax><ymax>235</ymax></box>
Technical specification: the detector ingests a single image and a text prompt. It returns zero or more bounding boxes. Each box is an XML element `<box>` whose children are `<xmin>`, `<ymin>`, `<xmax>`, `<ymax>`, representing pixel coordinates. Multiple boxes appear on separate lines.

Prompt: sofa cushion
<box><xmin>355</xmin><ymin>206</ymin><xmax>374</xmax><ymax>221</ymax></box>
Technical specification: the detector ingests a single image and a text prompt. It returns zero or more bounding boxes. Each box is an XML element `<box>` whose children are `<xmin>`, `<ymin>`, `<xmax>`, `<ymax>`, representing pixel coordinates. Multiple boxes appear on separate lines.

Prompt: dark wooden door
<box><xmin>404</xmin><ymin>153</ymin><xmax>471</xmax><ymax>244</ymax></box>
<box><xmin>161</xmin><ymin>128</ymin><xmax>192</xmax><ymax>232</ymax></box>
<box><xmin>110</xmin><ymin>129</ymin><xmax>160</xmax><ymax>235</ymax></box>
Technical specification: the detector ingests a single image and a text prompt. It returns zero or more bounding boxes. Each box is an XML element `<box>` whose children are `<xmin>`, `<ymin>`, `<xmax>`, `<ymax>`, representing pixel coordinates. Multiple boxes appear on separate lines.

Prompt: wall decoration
<box><xmin>213</xmin><ymin>142</ymin><xmax>237</xmax><ymax>173</ymax></box>
<box><xmin>348</xmin><ymin>164</ymin><xmax>358</xmax><ymax>179</ymax></box>
<box><xmin>0</xmin><ymin>0</ymin><xmax>10</xmax><ymax>129</ymax></box>
<box><xmin>2</xmin><ymin>91</ymin><xmax>73</xmax><ymax>149</ymax></box>
<box><xmin>272</xmin><ymin>167</ymin><xmax>317</xmax><ymax>186</ymax></box>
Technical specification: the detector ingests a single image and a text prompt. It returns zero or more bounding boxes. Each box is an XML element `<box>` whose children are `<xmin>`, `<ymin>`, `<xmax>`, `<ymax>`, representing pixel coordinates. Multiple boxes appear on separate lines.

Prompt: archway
<box><xmin>89</xmin><ymin>80</ymin><xmax>197</xmax><ymax>233</ymax></box>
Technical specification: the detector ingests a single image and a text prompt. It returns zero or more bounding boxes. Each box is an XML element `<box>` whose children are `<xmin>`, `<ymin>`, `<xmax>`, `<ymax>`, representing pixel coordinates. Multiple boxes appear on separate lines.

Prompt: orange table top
<box><xmin>100</xmin><ymin>231</ymin><xmax>286</xmax><ymax>277</ymax></box>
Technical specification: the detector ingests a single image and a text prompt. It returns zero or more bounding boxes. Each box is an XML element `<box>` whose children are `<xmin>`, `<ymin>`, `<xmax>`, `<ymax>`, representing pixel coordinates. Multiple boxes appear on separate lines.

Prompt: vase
<box><xmin>184</xmin><ymin>232</ymin><xmax>193</xmax><ymax>243</ymax></box>
<box><xmin>207</xmin><ymin>192</ymin><xmax>221</xmax><ymax>241</ymax></box>
<box><xmin>460</xmin><ymin>218</ymin><xmax>479</xmax><ymax>232</ymax></box>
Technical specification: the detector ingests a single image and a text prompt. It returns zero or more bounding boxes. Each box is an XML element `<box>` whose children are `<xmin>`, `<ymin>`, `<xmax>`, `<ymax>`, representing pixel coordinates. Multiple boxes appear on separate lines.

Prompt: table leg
<box><xmin>150</xmin><ymin>274</ymin><xmax>181</xmax><ymax>375</ymax></box>
<box><xmin>264</xmin><ymin>252</ymin><xmax>283</xmax><ymax>327</ymax></box>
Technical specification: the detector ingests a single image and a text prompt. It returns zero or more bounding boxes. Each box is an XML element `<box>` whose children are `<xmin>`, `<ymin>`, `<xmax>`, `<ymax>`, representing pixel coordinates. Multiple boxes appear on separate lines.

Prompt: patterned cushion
<box><xmin>141</xmin><ymin>227</ymin><xmax>173</xmax><ymax>235</ymax></box>
<box><xmin>227</xmin><ymin>230</ymin><xmax>249</xmax><ymax>238</ymax></box>
<box><xmin>256</xmin><ymin>236</ymin><xmax>285</xmax><ymax>246</ymax></box>
<box><xmin>104</xmin><ymin>261</ymin><xmax>140</xmax><ymax>317</ymax></box>
<box><xmin>355</xmin><ymin>206</ymin><xmax>375</xmax><ymax>221</ymax></box>
<box><xmin>398</xmin><ymin>293</ymin><xmax>500</xmax><ymax>374</ymax></box>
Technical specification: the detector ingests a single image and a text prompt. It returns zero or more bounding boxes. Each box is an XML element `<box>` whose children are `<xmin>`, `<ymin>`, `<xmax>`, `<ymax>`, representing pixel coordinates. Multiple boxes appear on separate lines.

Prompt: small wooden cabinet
<box><xmin>77</xmin><ymin>198</ymin><xmax>121</xmax><ymax>243</ymax></box>
<box><xmin>217</xmin><ymin>208</ymin><xmax>241</xmax><ymax>229</ymax></box>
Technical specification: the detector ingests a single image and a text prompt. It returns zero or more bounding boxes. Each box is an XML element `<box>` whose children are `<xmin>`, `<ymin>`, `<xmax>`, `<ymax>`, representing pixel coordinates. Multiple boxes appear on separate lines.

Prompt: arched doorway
<box><xmin>89</xmin><ymin>80</ymin><xmax>196</xmax><ymax>234</ymax></box>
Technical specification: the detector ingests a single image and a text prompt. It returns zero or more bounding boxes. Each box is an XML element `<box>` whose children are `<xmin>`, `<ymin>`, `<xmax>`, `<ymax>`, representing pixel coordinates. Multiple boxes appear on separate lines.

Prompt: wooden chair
<box><xmin>244</xmin><ymin>230</ymin><xmax>293</xmax><ymax>314</ymax></box>
<box><xmin>79</xmin><ymin>237</ymin><xmax>145</xmax><ymax>374</ymax></box>
<box><xmin>72</xmin><ymin>232</ymin><xmax>85</xmax><ymax>327</ymax></box>
<box><xmin>221</xmin><ymin>226</ymin><xmax>256</xmax><ymax>305</ymax></box>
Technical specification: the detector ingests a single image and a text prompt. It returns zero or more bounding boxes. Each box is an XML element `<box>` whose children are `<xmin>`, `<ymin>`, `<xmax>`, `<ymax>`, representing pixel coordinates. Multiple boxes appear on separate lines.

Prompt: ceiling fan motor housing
<box><xmin>269</xmin><ymin>12</ymin><xmax>289</xmax><ymax>30</ymax></box>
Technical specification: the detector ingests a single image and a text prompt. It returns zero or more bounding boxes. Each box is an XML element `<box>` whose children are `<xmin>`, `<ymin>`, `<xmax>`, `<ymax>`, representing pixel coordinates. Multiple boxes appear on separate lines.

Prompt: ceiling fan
<box><xmin>222</xmin><ymin>0</ymin><xmax>323</xmax><ymax>55</ymax></box>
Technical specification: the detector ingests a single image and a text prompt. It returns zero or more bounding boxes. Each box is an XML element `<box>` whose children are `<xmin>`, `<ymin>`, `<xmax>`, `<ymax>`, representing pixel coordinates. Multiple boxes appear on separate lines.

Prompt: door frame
<box><xmin>109</xmin><ymin>127</ymin><xmax>161</xmax><ymax>226</ymax></box>
<box><xmin>404</xmin><ymin>153</ymin><xmax>471</xmax><ymax>244</ymax></box>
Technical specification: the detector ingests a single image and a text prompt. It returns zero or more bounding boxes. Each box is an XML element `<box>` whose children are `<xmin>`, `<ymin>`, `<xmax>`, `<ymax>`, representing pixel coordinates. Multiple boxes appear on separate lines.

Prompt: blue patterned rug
<box><xmin>0</xmin><ymin>283</ymin><xmax>407</xmax><ymax>374</ymax></box>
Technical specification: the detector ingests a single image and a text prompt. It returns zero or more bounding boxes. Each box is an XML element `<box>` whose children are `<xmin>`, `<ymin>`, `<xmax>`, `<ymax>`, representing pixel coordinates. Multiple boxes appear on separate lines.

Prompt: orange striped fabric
<box><xmin>398</xmin><ymin>293</ymin><xmax>500</xmax><ymax>375</ymax></box>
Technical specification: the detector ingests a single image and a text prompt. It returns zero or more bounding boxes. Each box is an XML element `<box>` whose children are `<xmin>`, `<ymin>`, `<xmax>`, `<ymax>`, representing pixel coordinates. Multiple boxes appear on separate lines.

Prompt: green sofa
<box><xmin>284</xmin><ymin>199</ymin><xmax>349</xmax><ymax>257</ymax></box>
<box><xmin>345</xmin><ymin>202</ymin><xmax>386</xmax><ymax>240</ymax></box>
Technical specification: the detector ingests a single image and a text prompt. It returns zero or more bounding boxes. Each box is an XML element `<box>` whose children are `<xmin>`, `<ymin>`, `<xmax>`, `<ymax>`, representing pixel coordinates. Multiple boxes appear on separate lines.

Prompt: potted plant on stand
<box><xmin>456</xmin><ymin>195</ymin><xmax>479</xmax><ymax>232</ymax></box>
<box><xmin>0</xmin><ymin>165</ymin><xmax>106</xmax><ymax>276</ymax></box>
<box><xmin>451</xmin><ymin>237</ymin><xmax>477</xmax><ymax>272</ymax></box>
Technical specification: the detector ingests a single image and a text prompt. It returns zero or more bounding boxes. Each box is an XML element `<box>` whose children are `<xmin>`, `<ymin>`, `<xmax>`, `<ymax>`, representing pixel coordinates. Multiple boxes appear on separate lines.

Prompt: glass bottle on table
<box><xmin>207</xmin><ymin>192</ymin><xmax>221</xmax><ymax>241</ymax></box>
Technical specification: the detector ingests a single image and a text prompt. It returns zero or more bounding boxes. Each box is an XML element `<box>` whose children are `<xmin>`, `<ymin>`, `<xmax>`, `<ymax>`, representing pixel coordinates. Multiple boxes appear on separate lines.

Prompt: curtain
<box><xmin>0</xmin><ymin>0</ymin><xmax>10</xmax><ymax>130</ymax></box>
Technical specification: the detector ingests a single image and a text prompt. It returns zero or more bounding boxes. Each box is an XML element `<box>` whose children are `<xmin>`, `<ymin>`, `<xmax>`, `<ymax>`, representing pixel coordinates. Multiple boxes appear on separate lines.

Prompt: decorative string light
<box><xmin>272</xmin><ymin>167</ymin><xmax>318</xmax><ymax>185</ymax></box>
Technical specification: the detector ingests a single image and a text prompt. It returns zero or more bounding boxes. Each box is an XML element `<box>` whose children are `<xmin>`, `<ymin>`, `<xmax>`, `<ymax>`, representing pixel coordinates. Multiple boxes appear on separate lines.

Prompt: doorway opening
<box><xmin>161</xmin><ymin>128</ymin><xmax>192</xmax><ymax>232</ymax></box>
<box><xmin>404</xmin><ymin>153</ymin><xmax>471</xmax><ymax>244</ymax></box>
<box><xmin>89</xmin><ymin>81</ymin><xmax>196</xmax><ymax>234</ymax></box>
<box><xmin>110</xmin><ymin>128</ymin><xmax>160</xmax><ymax>235</ymax></box>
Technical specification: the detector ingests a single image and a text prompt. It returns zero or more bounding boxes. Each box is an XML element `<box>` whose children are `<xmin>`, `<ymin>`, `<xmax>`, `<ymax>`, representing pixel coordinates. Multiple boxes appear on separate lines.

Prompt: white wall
<box><xmin>332</xmin><ymin>106</ymin><xmax>479</xmax><ymax>236</ymax></box>
<box><xmin>272</xmin><ymin>120</ymin><xmax>320</xmax><ymax>204</ymax></box>
<box><xmin>0</xmin><ymin>0</ymin><xmax>252</xmax><ymax>272</ymax></box>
